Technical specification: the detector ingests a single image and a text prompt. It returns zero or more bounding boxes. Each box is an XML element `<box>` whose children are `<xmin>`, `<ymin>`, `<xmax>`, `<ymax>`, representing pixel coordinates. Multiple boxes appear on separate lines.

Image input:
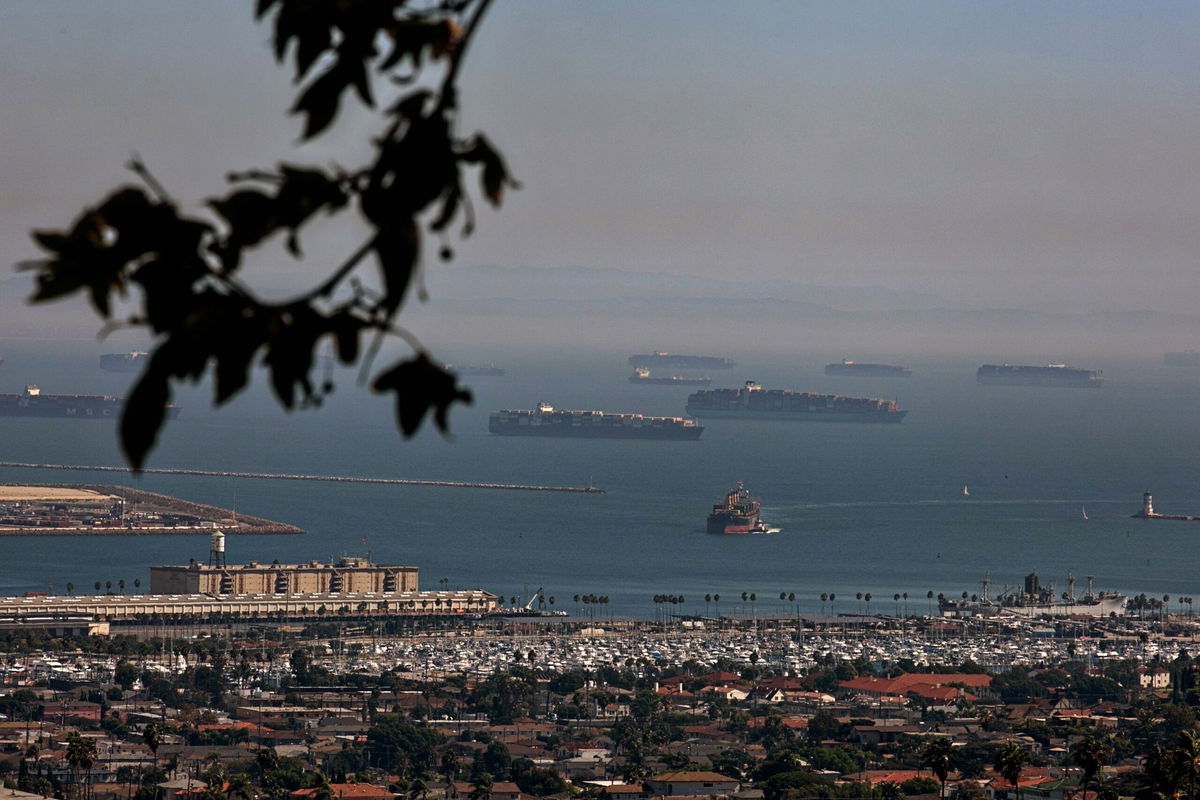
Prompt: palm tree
<box><xmin>924</xmin><ymin>738</ymin><xmax>955</xmax><ymax>800</ymax></box>
<box><xmin>66</xmin><ymin>582</ymin><xmax>74</xmax><ymax>595</ymax></box>
<box><xmin>143</xmin><ymin>722</ymin><xmax>161</xmax><ymax>767</ymax></box>
<box><xmin>134</xmin><ymin>578</ymin><xmax>141</xmax><ymax>592</ymax></box>
<box><xmin>820</xmin><ymin>592</ymin><xmax>828</xmax><ymax>614</ymax></box>
<box><xmin>994</xmin><ymin>741</ymin><xmax>1030</xmax><ymax>800</ymax></box>
<box><xmin>66</xmin><ymin>731</ymin><xmax>97</xmax><ymax>800</ymax></box>
<box><xmin>1071</xmin><ymin>734</ymin><xmax>1113</xmax><ymax>800</ymax></box>
<box><xmin>94</xmin><ymin>581</ymin><xmax>101</xmax><ymax>594</ymax></box>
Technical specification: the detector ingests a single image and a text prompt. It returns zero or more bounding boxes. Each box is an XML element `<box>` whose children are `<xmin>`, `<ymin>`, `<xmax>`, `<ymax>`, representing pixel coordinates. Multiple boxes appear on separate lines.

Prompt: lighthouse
<box><xmin>1140</xmin><ymin>492</ymin><xmax>1155</xmax><ymax>518</ymax></box>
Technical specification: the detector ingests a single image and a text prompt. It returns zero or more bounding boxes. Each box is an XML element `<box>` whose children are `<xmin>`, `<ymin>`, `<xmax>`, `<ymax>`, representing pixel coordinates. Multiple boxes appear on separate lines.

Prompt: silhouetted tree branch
<box><xmin>21</xmin><ymin>0</ymin><xmax>513</xmax><ymax>469</ymax></box>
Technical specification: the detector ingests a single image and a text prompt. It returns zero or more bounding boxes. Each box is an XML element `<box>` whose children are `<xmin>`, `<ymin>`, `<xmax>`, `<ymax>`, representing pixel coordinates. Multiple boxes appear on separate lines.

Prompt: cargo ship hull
<box><xmin>0</xmin><ymin>386</ymin><xmax>178</xmax><ymax>419</ymax></box>
<box><xmin>628</xmin><ymin>353</ymin><xmax>735</xmax><ymax>369</ymax></box>
<box><xmin>941</xmin><ymin>596</ymin><xmax>1126</xmax><ymax>618</ymax></box>
<box><xmin>977</xmin><ymin>364</ymin><xmax>1103</xmax><ymax>387</ymax></box>
<box><xmin>688</xmin><ymin>407</ymin><xmax>906</xmax><ymax>423</ymax></box>
<box><xmin>687</xmin><ymin>382</ymin><xmax>908</xmax><ymax>423</ymax></box>
<box><xmin>490</xmin><ymin>404</ymin><xmax>703</xmax><ymax>440</ymax></box>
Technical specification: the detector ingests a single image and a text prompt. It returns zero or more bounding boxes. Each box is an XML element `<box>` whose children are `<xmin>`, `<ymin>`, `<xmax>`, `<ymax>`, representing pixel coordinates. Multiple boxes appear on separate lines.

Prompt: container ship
<box><xmin>707</xmin><ymin>481</ymin><xmax>767</xmax><ymax>534</ymax></box>
<box><xmin>825</xmin><ymin>359</ymin><xmax>911</xmax><ymax>378</ymax></box>
<box><xmin>976</xmin><ymin>363</ymin><xmax>1103</xmax><ymax>387</ymax></box>
<box><xmin>489</xmin><ymin>402</ymin><xmax>703</xmax><ymax>439</ymax></box>
<box><xmin>99</xmin><ymin>351</ymin><xmax>149</xmax><ymax>373</ymax></box>
<box><xmin>686</xmin><ymin>382</ymin><xmax>907</xmax><ymax>423</ymax></box>
<box><xmin>0</xmin><ymin>385</ymin><xmax>179</xmax><ymax>419</ymax></box>
<box><xmin>628</xmin><ymin>368</ymin><xmax>712</xmax><ymax>386</ymax></box>
<box><xmin>1164</xmin><ymin>351</ymin><xmax>1200</xmax><ymax>367</ymax></box>
<box><xmin>628</xmin><ymin>352</ymin><xmax>735</xmax><ymax>369</ymax></box>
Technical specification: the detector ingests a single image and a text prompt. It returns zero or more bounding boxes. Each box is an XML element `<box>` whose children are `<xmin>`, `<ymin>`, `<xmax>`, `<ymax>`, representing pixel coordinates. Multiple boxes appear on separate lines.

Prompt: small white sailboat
<box><xmin>1081</xmin><ymin>506</ymin><xmax>1088</xmax><ymax>521</ymax></box>
<box><xmin>962</xmin><ymin>485</ymin><xmax>970</xmax><ymax>497</ymax></box>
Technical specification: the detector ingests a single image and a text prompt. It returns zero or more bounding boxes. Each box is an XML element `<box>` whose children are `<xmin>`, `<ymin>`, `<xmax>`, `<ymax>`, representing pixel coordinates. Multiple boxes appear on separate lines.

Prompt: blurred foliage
<box><xmin>22</xmin><ymin>0</ymin><xmax>514</xmax><ymax>468</ymax></box>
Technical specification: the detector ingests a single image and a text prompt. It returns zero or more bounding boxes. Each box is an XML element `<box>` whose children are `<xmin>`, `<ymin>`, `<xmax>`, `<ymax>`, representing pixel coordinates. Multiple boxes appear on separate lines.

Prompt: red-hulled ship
<box><xmin>707</xmin><ymin>481</ymin><xmax>767</xmax><ymax>534</ymax></box>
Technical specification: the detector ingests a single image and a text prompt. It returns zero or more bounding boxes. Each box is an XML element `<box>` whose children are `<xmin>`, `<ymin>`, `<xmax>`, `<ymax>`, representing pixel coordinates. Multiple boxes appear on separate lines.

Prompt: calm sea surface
<box><xmin>1</xmin><ymin>341</ymin><xmax>1199</xmax><ymax>618</ymax></box>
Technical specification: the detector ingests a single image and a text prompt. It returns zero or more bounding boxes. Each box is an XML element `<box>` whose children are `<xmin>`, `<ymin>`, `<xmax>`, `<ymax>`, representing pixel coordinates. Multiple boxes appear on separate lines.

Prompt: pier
<box><xmin>1132</xmin><ymin>491</ymin><xmax>1200</xmax><ymax>521</ymax></box>
<box><xmin>0</xmin><ymin>462</ymin><xmax>605</xmax><ymax>494</ymax></box>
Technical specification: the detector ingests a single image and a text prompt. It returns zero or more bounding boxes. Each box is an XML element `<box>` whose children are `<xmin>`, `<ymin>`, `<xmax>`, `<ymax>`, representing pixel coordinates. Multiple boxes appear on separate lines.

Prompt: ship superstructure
<box><xmin>489</xmin><ymin>402</ymin><xmax>703</xmax><ymax>439</ymax></box>
<box><xmin>686</xmin><ymin>382</ymin><xmax>907</xmax><ymax>423</ymax></box>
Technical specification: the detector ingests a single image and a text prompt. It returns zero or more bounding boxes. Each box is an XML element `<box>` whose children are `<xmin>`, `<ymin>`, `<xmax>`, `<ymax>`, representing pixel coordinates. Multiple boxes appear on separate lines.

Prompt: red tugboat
<box><xmin>707</xmin><ymin>482</ymin><xmax>768</xmax><ymax>534</ymax></box>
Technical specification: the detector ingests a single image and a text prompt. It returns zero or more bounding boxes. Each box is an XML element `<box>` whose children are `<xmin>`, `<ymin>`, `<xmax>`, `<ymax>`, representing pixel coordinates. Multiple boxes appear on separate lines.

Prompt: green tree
<box><xmin>113</xmin><ymin>661</ymin><xmax>139</xmax><ymax>691</ymax></box>
<box><xmin>365</xmin><ymin>714</ymin><xmax>441</xmax><ymax>777</ymax></box>
<box><xmin>901</xmin><ymin>777</ymin><xmax>941</xmax><ymax>796</ymax></box>
<box><xmin>23</xmin><ymin>0</ymin><xmax>511</xmax><ymax>468</ymax></box>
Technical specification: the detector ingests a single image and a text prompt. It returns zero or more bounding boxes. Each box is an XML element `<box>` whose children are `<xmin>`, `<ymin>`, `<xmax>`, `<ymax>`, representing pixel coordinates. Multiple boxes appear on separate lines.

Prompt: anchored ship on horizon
<box><xmin>628</xmin><ymin>352</ymin><xmax>735</xmax><ymax>370</ymax></box>
<box><xmin>977</xmin><ymin>363</ymin><xmax>1103</xmax><ymax>387</ymax></box>
<box><xmin>0</xmin><ymin>385</ymin><xmax>179</xmax><ymax>419</ymax></box>
<box><xmin>686</xmin><ymin>381</ymin><xmax>907</xmax><ymax>423</ymax></box>
<box><xmin>825</xmin><ymin>359</ymin><xmax>912</xmax><ymax>378</ymax></box>
<box><xmin>489</xmin><ymin>402</ymin><xmax>703</xmax><ymax>440</ymax></box>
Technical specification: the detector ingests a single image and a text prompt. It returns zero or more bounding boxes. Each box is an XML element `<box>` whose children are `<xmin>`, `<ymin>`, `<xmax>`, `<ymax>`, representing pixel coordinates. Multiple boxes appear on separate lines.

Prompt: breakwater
<box><xmin>0</xmin><ymin>462</ymin><xmax>605</xmax><ymax>494</ymax></box>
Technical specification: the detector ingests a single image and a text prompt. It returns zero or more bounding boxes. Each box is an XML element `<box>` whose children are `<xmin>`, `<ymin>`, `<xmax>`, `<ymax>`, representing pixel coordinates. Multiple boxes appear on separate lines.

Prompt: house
<box><xmin>43</xmin><ymin>701</ymin><xmax>103</xmax><ymax>722</ymax></box>
<box><xmin>291</xmin><ymin>784</ymin><xmax>395</xmax><ymax>800</ymax></box>
<box><xmin>644</xmin><ymin>771</ymin><xmax>740</xmax><ymax>797</ymax></box>
<box><xmin>1137</xmin><ymin>667</ymin><xmax>1170</xmax><ymax>689</ymax></box>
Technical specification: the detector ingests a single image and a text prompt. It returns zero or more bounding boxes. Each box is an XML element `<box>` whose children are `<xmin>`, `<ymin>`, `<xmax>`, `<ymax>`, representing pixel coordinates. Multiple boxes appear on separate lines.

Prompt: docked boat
<box><xmin>976</xmin><ymin>363</ymin><xmax>1103</xmax><ymax>387</ymax></box>
<box><xmin>825</xmin><ymin>359</ymin><xmax>912</xmax><ymax>377</ymax></box>
<box><xmin>489</xmin><ymin>402</ymin><xmax>703</xmax><ymax>440</ymax></box>
<box><xmin>99</xmin><ymin>351</ymin><xmax>149</xmax><ymax>373</ymax></box>
<box><xmin>939</xmin><ymin>572</ymin><xmax>1126</xmax><ymax>618</ymax></box>
<box><xmin>707</xmin><ymin>482</ymin><xmax>767</xmax><ymax>534</ymax></box>
<box><xmin>686</xmin><ymin>381</ymin><xmax>907</xmax><ymax>423</ymax></box>
<box><xmin>628</xmin><ymin>368</ymin><xmax>711</xmax><ymax>386</ymax></box>
<box><xmin>0</xmin><ymin>385</ymin><xmax>179</xmax><ymax>419</ymax></box>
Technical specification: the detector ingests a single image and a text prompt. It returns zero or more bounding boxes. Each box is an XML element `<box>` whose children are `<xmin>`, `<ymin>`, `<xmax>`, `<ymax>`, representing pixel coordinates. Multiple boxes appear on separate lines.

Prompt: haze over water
<box><xmin>1</xmin><ymin>341</ymin><xmax>1198</xmax><ymax>618</ymax></box>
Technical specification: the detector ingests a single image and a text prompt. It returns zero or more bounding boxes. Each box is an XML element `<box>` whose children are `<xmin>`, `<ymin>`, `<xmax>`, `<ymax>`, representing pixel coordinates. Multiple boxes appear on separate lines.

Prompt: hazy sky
<box><xmin>3</xmin><ymin>1</ymin><xmax>1199</xmax><ymax>315</ymax></box>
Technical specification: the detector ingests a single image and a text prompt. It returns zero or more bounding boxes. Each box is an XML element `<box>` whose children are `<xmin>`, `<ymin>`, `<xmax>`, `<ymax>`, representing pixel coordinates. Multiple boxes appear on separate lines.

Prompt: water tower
<box><xmin>208</xmin><ymin>531</ymin><xmax>226</xmax><ymax>567</ymax></box>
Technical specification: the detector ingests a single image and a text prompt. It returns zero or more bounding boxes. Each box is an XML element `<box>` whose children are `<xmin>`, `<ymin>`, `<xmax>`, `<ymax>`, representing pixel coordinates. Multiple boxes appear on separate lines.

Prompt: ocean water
<box><xmin>1</xmin><ymin>341</ymin><xmax>1200</xmax><ymax>619</ymax></box>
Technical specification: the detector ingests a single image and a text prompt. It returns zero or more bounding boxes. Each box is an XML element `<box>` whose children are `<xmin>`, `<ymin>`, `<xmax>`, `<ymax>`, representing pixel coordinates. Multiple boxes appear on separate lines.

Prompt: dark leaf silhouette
<box><xmin>373</xmin><ymin>354</ymin><xmax>472</xmax><ymax>437</ymax></box>
<box><xmin>120</xmin><ymin>354</ymin><xmax>174</xmax><ymax>470</ymax></box>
